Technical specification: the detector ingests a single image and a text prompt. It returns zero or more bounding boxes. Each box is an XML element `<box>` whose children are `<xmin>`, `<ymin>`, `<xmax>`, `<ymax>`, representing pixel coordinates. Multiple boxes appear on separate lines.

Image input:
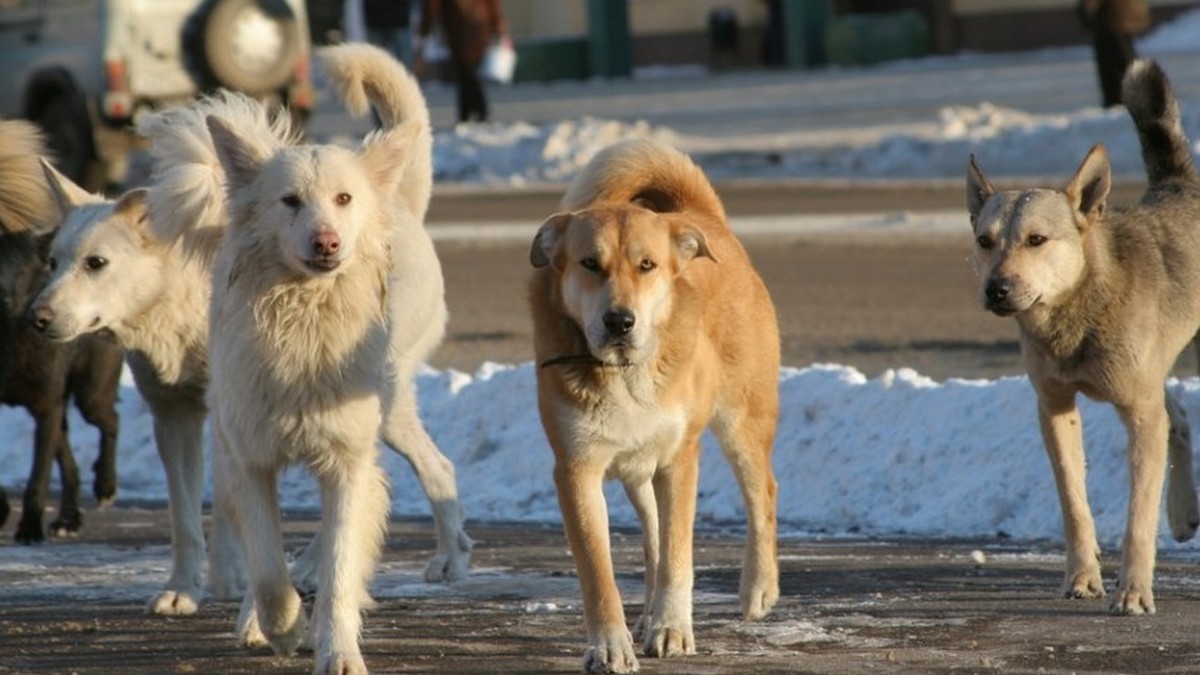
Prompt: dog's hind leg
<box><xmin>312</xmin><ymin>450</ymin><xmax>389</xmax><ymax>675</ymax></box>
<box><xmin>1037</xmin><ymin>385</ymin><xmax>1105</xmax><ymax>600</ymax></box>
<box><xmin>712</xmin><ymin>401</ymin><xmax>780</xmax><ymax>622</ymax></box>
<box><xmin>1111</xmin><ymin>394</ymin><xmax>1171</xmax><ymax>615</ymax></box>
<box><xmin>623</xmin><ymin>479</ymin><xmax>659</xmax><ymax>642</ymax></box>
<box><xmin>379</xmin><ymin>385</ymin><xmax>473</xmax><ymax>582</ymax></box>
<box><xmin>1165</xmin><ymin>389</ymin><xmax>1199</xmax><ymax>543</ymax></box>
<box><xmin>145</xmin><ymin>408</ymin><xmax>207</xmax><ymax>616</ymax></box>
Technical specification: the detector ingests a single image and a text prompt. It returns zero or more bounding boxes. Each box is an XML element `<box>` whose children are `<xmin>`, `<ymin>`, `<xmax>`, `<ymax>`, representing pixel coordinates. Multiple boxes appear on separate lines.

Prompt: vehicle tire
<box><xmin>188</xmin><ymin>0</ymin><xmax>302</xmax><ymax>96</ymax></box>
<box><xmin>33</xmin><ymin>93</ymin><xmax>97</xmax><ymax>189</ymax></box>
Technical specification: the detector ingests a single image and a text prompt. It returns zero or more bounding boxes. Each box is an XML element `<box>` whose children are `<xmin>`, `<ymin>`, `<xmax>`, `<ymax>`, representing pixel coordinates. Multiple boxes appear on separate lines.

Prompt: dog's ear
<box><xmin>41</xmin><ymin>158</ymin><xmax>95</xmax><ymax>225</ymax></box>
<box><xmin>207</xmin><ymin>115</ymin><xmax>266</xmax><ymax>189</ymax></box>
<box><xmin>359</xmin><ymin>121</ymin><xmax>422</xmax><ymax>198</ymax></box>
<box><xmin>966</xmin><ymin>154</ymin><xmax>995</xmax><ymax>224</ymax></box>
<box><xmin>531</xmin><ymin>213</ymin><xmax>570</xmax><ymax>269</ymax></box>
<box><xmin>673</xmin><ymin>224</ymin><xmax>715</xmax><ymax>265</ymax></box>
<box><xmin>1066</xmin><ymin>144</ymin><xmax>1111</xmax><ymax>224</ymax></box>
<box><xmin>112</xmin><ymin>188</ymin><xmax>155</xmax><ymax>243</ymax></box>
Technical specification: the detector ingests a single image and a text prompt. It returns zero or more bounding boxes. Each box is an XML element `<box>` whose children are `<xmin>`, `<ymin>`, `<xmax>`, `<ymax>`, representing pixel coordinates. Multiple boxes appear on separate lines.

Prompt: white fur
<box><xmin>206</xmin><ymin>44</ymin><xmax>460</xmax><ymax>673</ymax></box>
<box><xmin>26</xmin><ymin>46</ymin><xmax>470</xmax><ymax>625</ymax></box>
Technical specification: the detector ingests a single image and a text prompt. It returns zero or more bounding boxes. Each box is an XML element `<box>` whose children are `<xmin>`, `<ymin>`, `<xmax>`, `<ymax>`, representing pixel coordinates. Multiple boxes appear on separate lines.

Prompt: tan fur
<box><xmin>966</xmin><ymin>60</ymin><xmax>1200</xmax><ymax>616</ymax></box>
<box><xmin>530</xmin><ymin>139</ymin><xmax>780</xmax><ymax>673</ymax></box>
<box><xmin>0</xmin><ymin>121</ymin><xmax>58</xmax><ymax>234</ymax></box>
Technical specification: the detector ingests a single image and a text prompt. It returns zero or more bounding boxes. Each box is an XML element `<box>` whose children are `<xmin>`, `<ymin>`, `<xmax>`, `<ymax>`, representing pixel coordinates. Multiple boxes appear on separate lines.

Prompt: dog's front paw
<box><xmin>237</xmin><ymin>597</ymin><xmax>268</xmax><ymax>648</ymax></box>
<box><xmin>641</xmin><ymin>621</ymin><xmax>695</xmax><ymax>659</ymax></box>
<box><xmin>582</xmin><ymin>627</ymin><xmax>639</xmax><ymax>674</ymax></box>
<box><xmin>423</xmin><ymin>530</ymin><xmax>474</xmax><ymax>582</ymax></box>
<box><xmin>1062</xmin><ymin>569</ymin><xmax>1105</xmax><ymax>600</ymax></box>
<box><xmin>146</xmin><ymin>589</ymin><xmax>201</xmax><ymax>616</ymax></box>
<box><xmin>740</xmin><ymin>575</ymin><xmax>779</xmax><ymax>621</ymax></box>
<box><xmin>315</xmin><ymin>651</ymin><xmax>368</xmax><ymax>675</ymax></box>
<box><xmin>1109</xmin><ymin>582</ymin><xmax>1156</xmax><ymax>615</ymax></box>
<box><xmin>48</xmin><ymin>511</ymin><xmax>83</xmax><ymax>539</ymax></box>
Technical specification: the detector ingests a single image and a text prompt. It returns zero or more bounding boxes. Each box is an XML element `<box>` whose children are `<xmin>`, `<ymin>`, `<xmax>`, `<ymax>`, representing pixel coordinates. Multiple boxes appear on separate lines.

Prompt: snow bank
<box><xmin>5</xmin><ymin>363</ymin><xmax>1200</xmax><ymax>549</ymax></box>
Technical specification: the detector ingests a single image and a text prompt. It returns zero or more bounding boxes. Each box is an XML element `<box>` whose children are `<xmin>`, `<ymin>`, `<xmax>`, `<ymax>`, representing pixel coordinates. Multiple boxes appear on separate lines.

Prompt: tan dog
<box><xmin>967</xmin><ymin>60</ymin><xmax>1200</xmax><ymax>615</ymax></box>
<box><xmin>530</xmin><ymin>139</ymin><xmax>780</xmax><ymax>673</ymax></box>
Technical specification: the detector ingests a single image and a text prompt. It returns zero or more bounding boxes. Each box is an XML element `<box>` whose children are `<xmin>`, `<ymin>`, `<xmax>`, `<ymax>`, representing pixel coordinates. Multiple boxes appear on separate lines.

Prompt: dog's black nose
<box><xmin>603</xmin><ymin>308</ymin><xmax>635</xmax><ymax>336</ymax></box>
<box><xmin>985</xmin><ymin>278</ymin><xmax>1012</xmax><ymax>304</ymax></box>
<box><xmin>29</xmin><ymin>305</ymin><xmax>53</xmax><ymax>332</ymax></box>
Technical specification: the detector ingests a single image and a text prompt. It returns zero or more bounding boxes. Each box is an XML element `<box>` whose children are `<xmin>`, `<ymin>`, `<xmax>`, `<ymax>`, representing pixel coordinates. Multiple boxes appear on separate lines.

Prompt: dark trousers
<box><xmin>455</xmin><ymin>65</ymin><xmax>488</xmax><ymax>123</ymax></box>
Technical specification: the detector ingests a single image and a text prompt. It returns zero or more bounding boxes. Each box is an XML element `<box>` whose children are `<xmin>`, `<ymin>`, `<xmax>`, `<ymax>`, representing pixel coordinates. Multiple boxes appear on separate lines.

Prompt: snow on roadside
<box><xmin>5</xmin><ymin>362</ymin><xmax>1200</xmax><ymax>550</ymax></box>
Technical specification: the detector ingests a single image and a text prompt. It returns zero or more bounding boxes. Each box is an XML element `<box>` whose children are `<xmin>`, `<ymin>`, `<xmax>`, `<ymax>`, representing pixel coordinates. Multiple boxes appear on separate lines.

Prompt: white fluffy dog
<box><xmin>205</xmin><ymin>45</ymin><xmax>444</xmax><ymax>673</ymax></box>
<box><xmin>29</xmin><ymin>45</ymin><xmax>470</xmax><ymax>621</ymax></box>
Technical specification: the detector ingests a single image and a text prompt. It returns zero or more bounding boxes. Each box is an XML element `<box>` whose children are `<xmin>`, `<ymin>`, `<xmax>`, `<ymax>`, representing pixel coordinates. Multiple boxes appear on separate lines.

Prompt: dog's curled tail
<box><xmin>137</xmin><ymin>91</ymin><xmax>298</xmax><ymax>260</ymax></box>
<box><xmin>0</xmin><ymin>120</ymin><xmax>59</xmax><ymax>234</ymax></box>
<box><xmin>319</xmin><ymin>43</ymin><xmax>433</xmax><ymax>223</ymax></box>
<box><xmin>1122</xmin><ymin>59</ymin><xmax>1198</xmax><ymax>186</ymax></box>
<box><xmin>562</xmin><ymin>138</ymin><xmax>727</xmax><ymax>223</ymax></box>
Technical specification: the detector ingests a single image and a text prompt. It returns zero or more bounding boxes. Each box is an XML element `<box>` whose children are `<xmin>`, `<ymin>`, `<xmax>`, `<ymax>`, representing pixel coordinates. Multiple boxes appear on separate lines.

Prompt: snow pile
<box><xmin>431</xmin><ymin>117</ymin><xmax>677</xmax><ymax>185</ymax></box>
<box><xmin>5</xmin><ymin>363</ymin><xmax>1200</xmax><ymax>549</ymax></box>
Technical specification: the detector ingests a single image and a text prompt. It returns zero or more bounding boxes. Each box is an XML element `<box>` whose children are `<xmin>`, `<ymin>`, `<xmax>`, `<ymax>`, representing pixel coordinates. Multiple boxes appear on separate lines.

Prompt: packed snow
<box><xmin>5</xmin><ymin>13</ymin><xmax>1200</xmax><ymax>555</ymax></box>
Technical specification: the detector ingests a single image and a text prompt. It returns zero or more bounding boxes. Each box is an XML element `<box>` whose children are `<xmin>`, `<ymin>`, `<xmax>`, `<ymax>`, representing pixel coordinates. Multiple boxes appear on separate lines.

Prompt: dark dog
<box><xmin>0</xmin><ymin>230</ymin><xmax>123</xmax><ymax>543</ymax></box>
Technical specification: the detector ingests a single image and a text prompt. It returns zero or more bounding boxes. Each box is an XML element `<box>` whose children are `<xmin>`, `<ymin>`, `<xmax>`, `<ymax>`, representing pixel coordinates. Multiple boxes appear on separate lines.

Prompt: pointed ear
<box><xmin>207</xmin><ymin>115</ymin><xmax>266</xmax><ymax>189</ymax></box>
<box><xmin>673</xmin><ymin>224</ymin><xmax>714</xmax><ymax>265</ymax></box>
<box><xmin>359</xmin><ymin>121</ymin><xmax>422</xmax><ymax>197</ymax></box>
<box><xmin>113</xmin><ymin>188</ymin><xmax>150</xmax><ymax>222</ymax></box>
<box><xmin>531</xmin><ymin>213</ymin><xmax>570</xmax><ymax>269</ymax></box>
<box><xmin>1066</xmin><ymin>144</ymin><xmax>1111</xmax><ymax>223</ymax></box>
<box><xmin>966</xmin><ymin>154</ymin><xmax>995</xmax><ymax>224</ymax></box>
<box><xmin>41</xmin><ymin>158</ymin><xmax>94</xmax><ymax>221</ymax></box>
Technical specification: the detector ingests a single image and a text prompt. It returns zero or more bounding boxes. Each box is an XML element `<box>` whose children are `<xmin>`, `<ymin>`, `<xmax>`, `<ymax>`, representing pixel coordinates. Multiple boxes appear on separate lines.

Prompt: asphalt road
<box><xmin>5</xmin><ymin>508</ymin><xmax>1200</xmax><ymax>674</ymax></box>
<box><xmin>6</xmin><ymin>183</ymin><xmax>1200</xmax><ymax>674</ymax></box>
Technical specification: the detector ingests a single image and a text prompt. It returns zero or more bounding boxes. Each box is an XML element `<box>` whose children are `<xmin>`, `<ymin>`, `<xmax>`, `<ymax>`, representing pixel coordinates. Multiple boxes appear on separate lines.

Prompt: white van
<box><xmin>0</xmin><ymin>0</ymin><xmax>312</xmax><ymax>190</ymax></box>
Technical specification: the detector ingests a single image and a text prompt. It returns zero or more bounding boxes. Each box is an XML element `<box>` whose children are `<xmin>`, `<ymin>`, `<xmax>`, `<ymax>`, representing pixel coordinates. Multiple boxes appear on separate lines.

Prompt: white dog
<box><xmin>28</xmin><ymin>45</ymin><xmax>470</xmax><ymax>621</ymax></box>
<box><xmin>204</xmin><ymin>45</ymin><xmax>446</xmax><ymax>673</ymax></box>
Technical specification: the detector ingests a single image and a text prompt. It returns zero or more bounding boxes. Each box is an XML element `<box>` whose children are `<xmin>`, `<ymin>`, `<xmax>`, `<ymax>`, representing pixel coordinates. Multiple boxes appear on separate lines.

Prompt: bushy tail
<box><xmin>561</xmin><ymin>138</ymin><xmax>727</xmax><ymax>223</ymax></box>
<box><xmin>1122</xmin><ymin>59</ymin><xmax>1198</xmax><ymax>186</ymax></box>
<box><xmin>0</xmin><ymin>120</ymin><xmax>58</xmax><ymax>234</ymax></box>
<box><xmin>318</xmin><ymin>43</ymin><xmax>433</xmax><ymax>224</ymax></box>
<box><xmin>136</xmin><ymin>91</ymin><xmax>298</xmax><ymax>262</ymax></box>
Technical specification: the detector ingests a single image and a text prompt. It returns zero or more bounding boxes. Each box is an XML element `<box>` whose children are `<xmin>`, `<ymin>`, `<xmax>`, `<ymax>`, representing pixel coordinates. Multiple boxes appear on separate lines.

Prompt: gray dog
<box><xmin>967</xmin><ymin>59</ymin><xmax>1200</xmax><ymax>615</ymax></box>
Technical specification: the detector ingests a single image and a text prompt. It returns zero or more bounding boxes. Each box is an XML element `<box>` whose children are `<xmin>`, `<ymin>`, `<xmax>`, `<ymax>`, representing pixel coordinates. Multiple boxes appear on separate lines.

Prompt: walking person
<box><xmin>417</xmin><ymin>0</ymin><xmax>508</xmax><ymax>123</ymax></box>
<box><xmin>1077</xmin><ymin>0</ymin><xmax>1151</xmax><ymax>107</ymax></box>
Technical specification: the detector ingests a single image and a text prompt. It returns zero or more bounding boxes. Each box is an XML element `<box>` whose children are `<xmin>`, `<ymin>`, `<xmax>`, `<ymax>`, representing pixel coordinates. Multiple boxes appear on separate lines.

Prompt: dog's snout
<box><xmin>29</xmin><ymin>305</ymin><xmax>53</xmax><ymax>333</ymax></box>
<box><xmin>603</xmin><ymin>308</ymin><xmax>636</xmax><ymax>337</ymax></box>
<box><xmin>985</xmin><ymin>278</ymin><xmax>1012</xmax><ymax>304</ymax></box>
<box><xmin>312</xmin><ymin>230</ymin><xmax>341</xmax><ymax>257</ymax></box>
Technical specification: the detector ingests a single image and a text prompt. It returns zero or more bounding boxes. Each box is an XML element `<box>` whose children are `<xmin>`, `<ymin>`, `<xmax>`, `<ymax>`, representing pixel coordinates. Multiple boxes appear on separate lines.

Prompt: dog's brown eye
<box><xmin>976</xmin><ymin>235</ymin><xmax>993</xmax><ymax>250</ymax></box>
<box><xmin>581</xmin><ymin>258</ymin><xmax>600</xmax><ymax>272</ymax></box>
<box><xmin>281</xmin><ymin>194</ymin><xmax>302</xmax><ymax>208</ymax></box>
<box><xmin>639</xmin><ymin>259</ymin><xmax>657</xmax><ymax>273</ymax></box>
<box><xmin>335</xmin><ymin>192</ymin><xmax>352</xmax><ymax>206</ymax></box>
<box><xmin>1027</xmin><ymin>234</ymin><xmax>1047</xmax><ymax>247</ymax></box>
<box><xmin>84</xmin><ymin>256</ymin><xmax>108</xmax><ymax>272</ymax></box>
